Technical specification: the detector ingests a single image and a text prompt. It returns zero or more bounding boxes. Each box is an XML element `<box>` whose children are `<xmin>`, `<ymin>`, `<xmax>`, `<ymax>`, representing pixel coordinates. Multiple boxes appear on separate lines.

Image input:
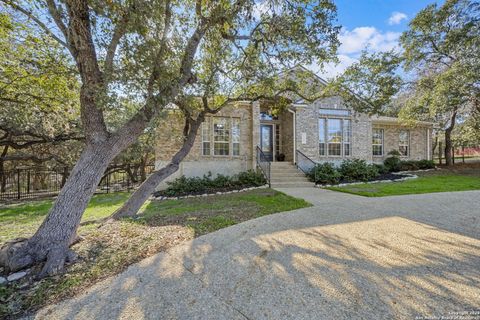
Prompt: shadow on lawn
<box><xmin>35</xmin><ymin>190</ymin><xmax>480</xmax><ymax>320</ymax></box>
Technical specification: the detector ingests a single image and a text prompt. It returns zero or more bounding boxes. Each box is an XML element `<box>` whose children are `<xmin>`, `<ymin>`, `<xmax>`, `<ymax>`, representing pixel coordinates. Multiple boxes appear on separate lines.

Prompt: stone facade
<box><xmin>155</xmin><ymin>96</ymin><xmax>433</xmax><ymax>188</ymax></box>
<box><xmin>372</xmin><ymin>123</ymin><xmax>431</xmax><ymax>162</ymax></box>
<box><xmin>155</xmin><ymin>102</ymin><xmax>254</xmax><ymax>188</ymax></box>
<box><xmin>295</xmin><ymin>96</ymin><xmax>374</xmax><ymax>165</ymax></box>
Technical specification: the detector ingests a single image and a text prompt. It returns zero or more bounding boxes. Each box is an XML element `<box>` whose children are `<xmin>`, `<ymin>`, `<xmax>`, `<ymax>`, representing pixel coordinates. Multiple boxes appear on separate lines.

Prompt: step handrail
<box><xmin>256</xmin><ymin>146</ymin><xmax>271</xmax><ymax>187</ymax></box>
<box><xmin>295</xmin><ymin>150</ymin><xmax>317</xmax><ymax>183</ymax></box>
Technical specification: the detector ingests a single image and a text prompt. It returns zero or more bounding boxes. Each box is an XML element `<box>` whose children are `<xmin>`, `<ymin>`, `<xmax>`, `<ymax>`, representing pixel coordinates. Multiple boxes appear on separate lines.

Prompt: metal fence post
<box><xmin>17</xmin><ymin>169</ymin><xmax>21</xmax><ymax>199</ymax></box>
<box><xmin>27</xmin><ymin>170</ymin><xmax>30</xmax><ymax>194</ymax></box>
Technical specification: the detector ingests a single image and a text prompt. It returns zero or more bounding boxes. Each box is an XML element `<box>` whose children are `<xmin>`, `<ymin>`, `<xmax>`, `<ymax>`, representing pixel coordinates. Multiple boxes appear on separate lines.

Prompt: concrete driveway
<box><xmin>34</xmin><ymin>189</ymin><xmax>480</xmax><ymax>320</ymax></box>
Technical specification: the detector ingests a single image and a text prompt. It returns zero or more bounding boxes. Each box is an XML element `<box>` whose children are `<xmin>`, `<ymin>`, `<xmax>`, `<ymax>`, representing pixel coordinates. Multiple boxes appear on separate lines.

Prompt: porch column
<box><xmin>252</xmin><ymin>101</ymin><xmax>261</xmax><ymax>169</ymax></box>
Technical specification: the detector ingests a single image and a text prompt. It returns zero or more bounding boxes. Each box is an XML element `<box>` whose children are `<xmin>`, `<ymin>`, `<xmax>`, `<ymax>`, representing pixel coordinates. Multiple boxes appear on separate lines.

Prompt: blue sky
<box><xmin>312</xmin><ymin>0</ymin><xmax>444</xmax><ymax>79</ymax></box>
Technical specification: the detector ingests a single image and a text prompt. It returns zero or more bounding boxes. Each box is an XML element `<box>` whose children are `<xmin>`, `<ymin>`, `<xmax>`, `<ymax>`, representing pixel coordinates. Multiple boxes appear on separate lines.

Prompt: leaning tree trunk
<box><xmin>111</xmin><ymin>118</ymin><xmax>203</xmax><ymax>219</ymax></box>
<box><xmin>0</xmin><ymin>143</ymin><xmax>115</xmax><ymax>277</ymax></box>
<box><xmin>110</xmin><ymin>163</ymin><xmax>181</xmax><ymax>219</ymax></box>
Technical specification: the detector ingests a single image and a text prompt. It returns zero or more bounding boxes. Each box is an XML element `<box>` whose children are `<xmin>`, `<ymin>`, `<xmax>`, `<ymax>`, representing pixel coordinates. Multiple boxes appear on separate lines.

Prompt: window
<box><xmin>372</xmin><ymin>128</ymin><xmax>384</xmax><ymax>156</ymax></box>
<box><xmin>202</xmin><ymin>117</ymin><xmax>240</xmax><ymax>156</ymax></box>
<box><xmin>318</xmin><ymin>118</ymin><xmax>351</xmax><ymax>156</ymax></box>
<box><xmin>232</xmin><ymin>118</ymin><xmax>240</xmax><ymax>156</ymax></box>
<box><xmin>201</xmin><ymin>120</ymin><xmax>211</xmax><ymax>155</ymax></box>
<box><xmin>399</xmin><ymin>130</ymin><xmax>409</xmax><ymax>156</ymax></box>
<box><xmin>328</xmin><ymin>119</ymin><xmax>342</xmax><ymax>156</ymax></box>
<box><xmin>213</xmin><ymin>118</ymin><xmax>230</xmax><ymax>155</ymax></box>
<box><xmin>344</xmin><ymin>119</ymin><xmax>351</xmax><ymax>156</ymax></box>
<box><xmin>319</xmin><ymin>118</ymin><xmax>326</xmax><ymax>155</ymax></box>
<box><xmin>259</xmin><ymin>112</ymin><xmax>278</xmax><ymax>120</ymax></box>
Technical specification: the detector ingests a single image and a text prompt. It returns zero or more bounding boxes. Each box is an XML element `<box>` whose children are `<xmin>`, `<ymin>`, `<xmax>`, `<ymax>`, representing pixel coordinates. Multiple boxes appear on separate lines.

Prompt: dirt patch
<box><xmin>1</xmin><ymin>221</ymin><xmax>194</xmax><ymax>319</ymax></box>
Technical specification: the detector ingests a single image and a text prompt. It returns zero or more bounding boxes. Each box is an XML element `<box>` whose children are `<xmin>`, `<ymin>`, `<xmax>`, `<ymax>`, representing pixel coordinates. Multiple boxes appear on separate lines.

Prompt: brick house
<box><xmin>155</xmin><ymin>73</ymin><xmax>433</xmax><ymax>188</ymax></box>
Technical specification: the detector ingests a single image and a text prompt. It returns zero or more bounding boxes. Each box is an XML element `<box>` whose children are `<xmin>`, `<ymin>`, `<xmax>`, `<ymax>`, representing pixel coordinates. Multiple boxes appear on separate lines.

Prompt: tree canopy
<box><xmin>0</xmin><ymin>0</ymin><xmax>341</xmax><ymax>277</ymax></box>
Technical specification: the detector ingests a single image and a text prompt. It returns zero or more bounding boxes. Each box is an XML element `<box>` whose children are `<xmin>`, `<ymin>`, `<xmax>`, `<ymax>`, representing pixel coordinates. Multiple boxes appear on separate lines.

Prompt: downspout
<box><xmin>288</xmin><ymin>108</ymin><xmax>296</xmax><ymax>164</ymax></box>
<box><xmin>427</xmin><ymin>128</ymin><xmax>430</xmax><ymax>160</ymax></box>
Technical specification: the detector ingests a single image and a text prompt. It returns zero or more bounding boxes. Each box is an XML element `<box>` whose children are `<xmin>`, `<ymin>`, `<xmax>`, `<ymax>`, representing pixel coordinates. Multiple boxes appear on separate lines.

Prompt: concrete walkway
<box><xmin>33</xmin><ymin>189</ymin><xmax>480</xmax><ymax>320</ymax></box>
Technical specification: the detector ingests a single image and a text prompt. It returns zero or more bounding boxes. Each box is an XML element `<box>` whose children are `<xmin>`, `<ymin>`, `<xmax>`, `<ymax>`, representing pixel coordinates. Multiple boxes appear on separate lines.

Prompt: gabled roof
<box><xmin>279</xmin><ymin>65</ymin><xmax>374</xmax><ymax>108</ymax></box>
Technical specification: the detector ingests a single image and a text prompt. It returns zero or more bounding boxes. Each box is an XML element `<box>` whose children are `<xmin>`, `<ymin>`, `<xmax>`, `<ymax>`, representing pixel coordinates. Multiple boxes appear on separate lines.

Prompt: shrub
<box><xmin>398</xmin><ymin>159</ymin><xmax>435</xmax><ymax>171</ymax></box>
<box><xmin>387</xmin><ymin>149</ymin><xmax>401</xmax><ymax>157</ymax></box>
<box><xmin>237</xmin><ymin>170</ymin><xmax>267</xmax><ymax>186</ymax></box>
<box><xmin>339</xmin><ymin>159</ymin><xmax>379</xmax><ymax>182</ymax></box>
<box><xmin>309</xmin><ymin>162</ymin><xmax>341</xmax><ymax>185</ymax></box>
<box><xmin>157</xmin><ymin>170</ymin><xmax>266</xmax><ymax>197</ymax></box>
<box><xmin>399</xmin><ymin>160</ymin><xmax>419</xmax><ymax>171</ymax></box>
<box><xmin>373</xmin><ymin>163</ymin><xmax>389</xmax><ymax>175</ymax></box>
<box><xmin>384</xmin><ymin>152</ymin><xmax>401</xmax><ymax>172</ymax></box>
<box><xmin>416</xmin><ymin>159</ymin><xmax>435</xmax><ymax>169</ymax></box>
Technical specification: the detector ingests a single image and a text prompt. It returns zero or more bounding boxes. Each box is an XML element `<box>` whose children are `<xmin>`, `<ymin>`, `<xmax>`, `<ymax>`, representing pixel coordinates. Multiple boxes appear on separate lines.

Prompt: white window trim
<box><xmin>319</xmin><ymin>117</ymin><xmax>352</xmax><ymax>157</ymax></box>
<box><xmin>399</xmin><ymin>129</ymin><xmax>410</xmax><ymax>157</ymax></box>
<box><xmin>201</xmin><ymin>116</ymin><xmax>241</xmax><ymax>157</ymax></box>
<box><xmin>372</xmin><ymin>128</ymin><xmax>384</xmax><ymax>157</ymax></box>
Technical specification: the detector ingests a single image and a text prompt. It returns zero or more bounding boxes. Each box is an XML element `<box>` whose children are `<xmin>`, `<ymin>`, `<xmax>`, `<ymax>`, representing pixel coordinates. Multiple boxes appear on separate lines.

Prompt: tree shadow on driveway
<box><xmin>34</xmin><ymin>190</ymin><xmax>480</xmax><ymax>320</ymax></box>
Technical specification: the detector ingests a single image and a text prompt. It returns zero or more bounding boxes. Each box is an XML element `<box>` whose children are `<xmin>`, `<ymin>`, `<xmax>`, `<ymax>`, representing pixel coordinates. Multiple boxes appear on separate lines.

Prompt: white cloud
<box><xmin>308</xmin><ymin>55</ymin><xmax>358</xmax><ymax>80</ymax></box>
<box><xmin>388</xmin><ymin>12</ymin><xmax>408</xmax><ymax>25</ymax></box>
<box><xmin>338</xmin><ymin>27</ymin><xmax>401</xmax><ymax>55</ymax></box>
<box><xmin>306</xmin><ymin>26</ymin><xmax>401</xmax><ymax>79</ymax></box>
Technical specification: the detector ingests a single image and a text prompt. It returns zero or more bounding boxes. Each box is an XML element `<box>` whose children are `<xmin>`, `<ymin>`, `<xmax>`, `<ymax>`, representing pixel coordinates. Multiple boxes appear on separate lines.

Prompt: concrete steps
<box><xmin>269</xmin><ymin>162</ymin><xmax>314</xmax><ymax>188</ymax></box>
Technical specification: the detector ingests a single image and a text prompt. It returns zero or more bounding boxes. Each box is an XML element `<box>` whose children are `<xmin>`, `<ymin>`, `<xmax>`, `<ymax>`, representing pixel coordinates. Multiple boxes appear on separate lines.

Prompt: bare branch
<box><xmin>1</xmin><ymin>0</ymin><xmax>68</xmax><ymax>48</ymax></box>
<box><xmin>45</xmin><ymin>0</ymin><xmax>69</xmax><ymax>41</ymax></box>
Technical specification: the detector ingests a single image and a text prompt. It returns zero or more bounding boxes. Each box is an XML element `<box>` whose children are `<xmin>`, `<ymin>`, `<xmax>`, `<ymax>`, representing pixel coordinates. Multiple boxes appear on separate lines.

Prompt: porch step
<box><xmin>268</xmin><ymin>162</ymin><xmax>314</xmax><ymax>188</ymax></box>
<box><xmin>270</xmin><ymin>169</ymin><xmax>305</xmax><ymax>177</ymax></box>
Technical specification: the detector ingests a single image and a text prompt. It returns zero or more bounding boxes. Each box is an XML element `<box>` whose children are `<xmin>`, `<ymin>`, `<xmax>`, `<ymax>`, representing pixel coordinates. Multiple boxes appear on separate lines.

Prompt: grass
<box><xmin>0</xmin><ymin>189</ymin><xmax>310</xmax><ymax>318</ymax></box>
<box><xmin>327</xmin><ymin>165</ymin><xmax>480</xmax><ymax>197</ymax></box>
<box><xmin>0</xmin><ymin>192</ymin><xmax>131</xmax><ymax>244</ymax></box>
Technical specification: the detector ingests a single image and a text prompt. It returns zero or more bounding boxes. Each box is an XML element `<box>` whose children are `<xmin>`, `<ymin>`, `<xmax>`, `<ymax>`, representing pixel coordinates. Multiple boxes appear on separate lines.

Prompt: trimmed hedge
<box><xmin>383</xmin><ymin>150</ymin><xmax>435</xmax><ymax>172</ymax></box>
<box><xmin>308</xmin><ymin>162</ymin><xmax>341</xmax><ymax>185</ymax></box>
<box><xmin>155</xmin><ymin>170</ymin><xmax>267</xmax><ymax>197</ymax></box>
<box><xmin>339</xmin><ymin>159</ymin><xmax>379</xmax><ymax>182</ymax></box>
<box><xmin>308</xmin><ymin>157</ymin><xmax>434</xmax><ymax>185</ymax></box>
<box><xmin>309</xmin><ymin>159</ymin><xmax>379</xmax><ymax>185</ymax></box>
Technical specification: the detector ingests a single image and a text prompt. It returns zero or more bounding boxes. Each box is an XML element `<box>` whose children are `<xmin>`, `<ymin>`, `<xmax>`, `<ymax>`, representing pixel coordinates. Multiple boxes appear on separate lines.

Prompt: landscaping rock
<box><xmin>0</xmin><ymin>276</ymin><xmax>6</xmax><ymax>285</ymax></box>
<box><xmin>7</xmin><ymin>271</ymin><xmax>27</xmax><ymax>282</ymax></box>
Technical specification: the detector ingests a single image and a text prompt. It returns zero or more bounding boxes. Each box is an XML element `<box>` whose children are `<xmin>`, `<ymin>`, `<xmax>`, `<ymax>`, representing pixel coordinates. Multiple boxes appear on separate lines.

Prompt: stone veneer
<box><xmin>295</xmin><ymin>96</ymin><xmax>373</xmax><ymax>165</ymax></box>
<box><xmin>372</xmin><ymin>124</ymin><xmax>430</xmax><ymax>162</ymax></box>
<box><xmin>155</xmin><ymin>96</ymin><xmax>433</xmax><ymax>189</ymax></box>
<box><xmin>155</xmin><ymin>102</ymin><xmax>255</xmax><ymax>189</ymax></box>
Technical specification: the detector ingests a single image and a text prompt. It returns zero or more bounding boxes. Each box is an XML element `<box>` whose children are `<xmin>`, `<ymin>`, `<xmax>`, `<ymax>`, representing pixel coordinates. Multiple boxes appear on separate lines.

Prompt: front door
<box><xmin>260</xmin><ymin>124</ymin><xmax>274</xmax><ymax>161</ymax></box>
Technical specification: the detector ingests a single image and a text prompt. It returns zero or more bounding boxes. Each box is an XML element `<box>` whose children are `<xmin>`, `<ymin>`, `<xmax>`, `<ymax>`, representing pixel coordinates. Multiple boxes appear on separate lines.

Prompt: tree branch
<box><xmin>1</xmin><ymin>0</ymin><xmax>68</xmax><ymax>48</ymax></box>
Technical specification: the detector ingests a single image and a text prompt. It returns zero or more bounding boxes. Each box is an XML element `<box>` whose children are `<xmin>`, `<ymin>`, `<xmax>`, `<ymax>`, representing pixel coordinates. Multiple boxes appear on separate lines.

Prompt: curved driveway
<box><xmin>34</xmin><ymin>189</ymin><xmax>480</xmax><ymax>320</ymax></box>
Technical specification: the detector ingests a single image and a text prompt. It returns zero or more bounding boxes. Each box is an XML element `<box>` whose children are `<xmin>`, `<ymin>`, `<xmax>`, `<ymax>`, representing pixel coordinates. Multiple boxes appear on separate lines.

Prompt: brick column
<box><xmin>251</xmin><ymin>101</ymin><xmax>260</xmax><ymax>169</ymax></box>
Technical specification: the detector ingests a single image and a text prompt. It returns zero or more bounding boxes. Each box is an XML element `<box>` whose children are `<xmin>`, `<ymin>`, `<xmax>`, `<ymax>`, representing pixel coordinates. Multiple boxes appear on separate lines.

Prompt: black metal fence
<box><xmin>0</xmin><ymin>165</ymin><xmax>155</xmax><ymax>202</ymax></box>
<box><xmin>256</xmin><ymin>146</ymin><xmax>271</xmax><ymax>187</ymax></box>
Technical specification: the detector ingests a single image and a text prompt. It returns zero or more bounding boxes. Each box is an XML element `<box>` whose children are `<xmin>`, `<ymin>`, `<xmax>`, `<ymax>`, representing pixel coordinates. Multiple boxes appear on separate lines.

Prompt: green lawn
<box><xmin>0</xmin><ymin>189</ymin><xmax>310</xmax><ymax>318</ymax></box>
<box><xmin>0</xmin><ymin>192</ymin><xmax>132</xmax><ymax>244</ymax></box>
<box><xmin>327</xmin><ymin>173</ymin><xmax>480</xmax><ymax>197</ymax></box>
